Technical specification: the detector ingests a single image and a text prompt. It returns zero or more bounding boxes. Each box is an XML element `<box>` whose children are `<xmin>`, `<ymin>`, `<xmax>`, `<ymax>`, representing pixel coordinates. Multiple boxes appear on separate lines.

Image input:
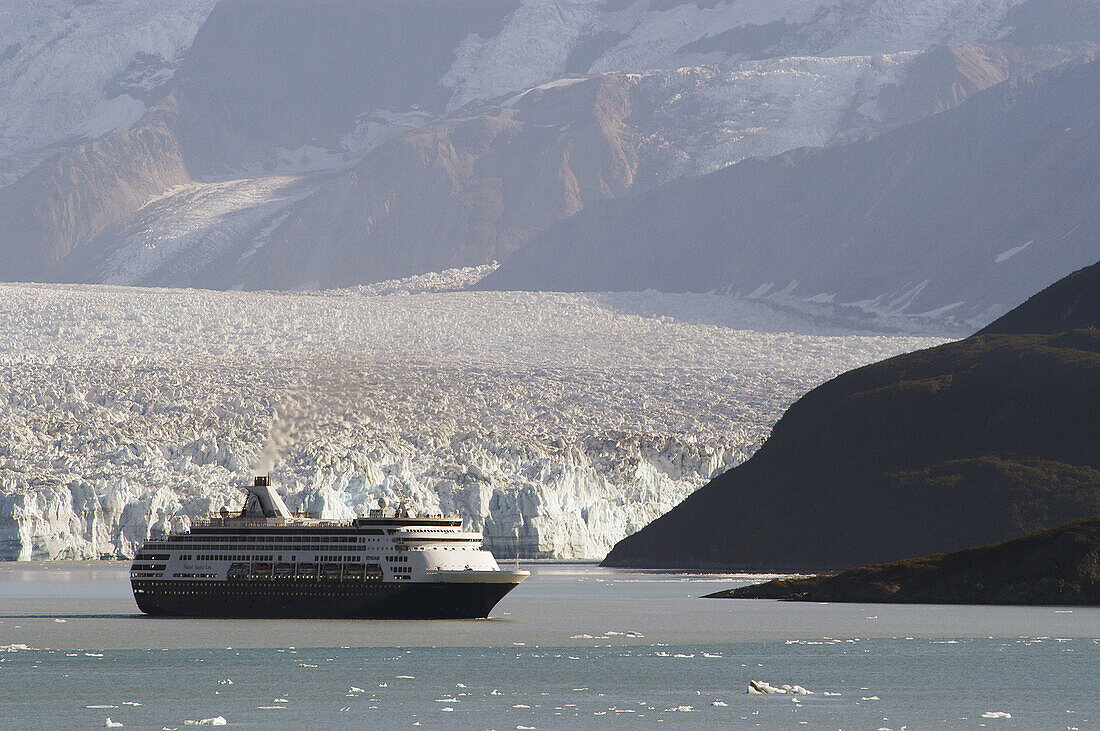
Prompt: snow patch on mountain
<box><xmin>442</xmin><ymin>0</ymin><xmax>1030</xmax><ymax>110</ymax></box>
<box><xmin>0</xmin><ymin>0</ymin><xmax>217</xmax><ymax>183</ymax></box>
<box><xmin>83</xmin><ymin>175</ymin><xmax>330</xmax><ymax>287</ymax></box>
<box><xmin>626</xmin><ymin>52</ymin><xmax>915</xmax><ymax>177</ymax></box>
<box><xmin>0</xmin><ymin>280</ymin><xmax>944</xmax><ymax>560</ymax></box>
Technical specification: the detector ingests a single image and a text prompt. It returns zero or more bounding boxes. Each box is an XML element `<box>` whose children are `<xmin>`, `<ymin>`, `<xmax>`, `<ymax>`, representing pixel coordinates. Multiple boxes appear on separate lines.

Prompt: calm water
<box><xmin>1</xmin><ymin>562</ymin><xmax>1097</xmax><ymax>729</ymax></box>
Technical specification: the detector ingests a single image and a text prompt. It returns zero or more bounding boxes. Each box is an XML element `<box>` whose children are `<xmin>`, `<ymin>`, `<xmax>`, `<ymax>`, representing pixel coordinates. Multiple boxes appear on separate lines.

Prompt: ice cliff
<box><xmin>0</xmin><ymin>272</ymin><xmax>944</xmax><ymax>560</ymax></box>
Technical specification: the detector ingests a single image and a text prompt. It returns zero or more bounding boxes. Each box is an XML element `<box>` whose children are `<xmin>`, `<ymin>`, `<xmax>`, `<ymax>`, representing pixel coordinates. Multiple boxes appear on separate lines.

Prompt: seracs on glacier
<box><xmin>0</xmin><ymin>273</ymin><xmax>945</xmax><ymax>560</ymax></box>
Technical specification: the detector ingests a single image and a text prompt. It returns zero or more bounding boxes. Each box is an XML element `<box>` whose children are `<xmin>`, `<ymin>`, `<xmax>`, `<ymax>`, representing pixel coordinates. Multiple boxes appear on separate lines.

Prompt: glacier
<box><xmin>0</xmin><ymin>272</ymin><xmax>946</xmax><ymax>560</ymax></box>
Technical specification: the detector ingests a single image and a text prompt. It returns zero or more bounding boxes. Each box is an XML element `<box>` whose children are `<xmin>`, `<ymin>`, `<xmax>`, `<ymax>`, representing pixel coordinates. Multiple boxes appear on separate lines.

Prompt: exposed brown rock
<box><xmin>0</xmin><ymin>102</ymin><xmax>189</xmax><ymax>281</ymax></box>
<box><xmin>481</xmin><ymin>59</ymin><xmax>1100</xmax><ymax>325</ymax></box>
<box><xmin>243</xmin><ymin>76</ymin><xmax>638</xmax><ymax>288</ymax></box>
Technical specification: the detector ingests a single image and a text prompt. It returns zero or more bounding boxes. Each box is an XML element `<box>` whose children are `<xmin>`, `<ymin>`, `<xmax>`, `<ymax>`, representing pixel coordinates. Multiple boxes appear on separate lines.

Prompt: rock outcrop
<box><xmin>241</xmin><ymin>76</ymin><xmax>637</xmax><ymax>287</ymax></box>
<box><xmin>0</xmin><ymin>105</ymin><xmax>189</xmax><ymax>281</ymax></box>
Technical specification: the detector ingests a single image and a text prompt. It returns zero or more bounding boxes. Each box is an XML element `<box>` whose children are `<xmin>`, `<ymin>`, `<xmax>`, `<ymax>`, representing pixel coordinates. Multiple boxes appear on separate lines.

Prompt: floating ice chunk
<box><xmin>440</xmin><ymin>707</ymin><xmax>454</xmax><ymax>712</ymax></box>
<box><xmin>712</xmin><ymin>701</ymin><xmax>728</xmax><ymax>707</ymax></box>
<box><xmin>379</xmin><ymin>683</ymin><xmax>388</xmax><ymax>687</ymax></box>
<box><xmin>861</xmin><ymin>696</ymin><xmax>880</xmax><ymax>701</ymax></box>
<box><xmin>105</xmin><ymin>719</ymin><xmax>123</xmax><ymax>728</ymax></box>
<box><xmin>396</xmin><ymin>675</ymin><xmax>415</xmax><ymax>679</ymax></box>
<box><xmin>297</xmin><ymin>663</ymin><xmax>317</xmax><ymax>668</ymax></box>
<box><xmin>748</xmin><ymin>681</ymin><xmax>783</xmax><ymax>695</ymax></box>
<box><xmin>665</xmin><ymin>705</ymin><xmax>695</xmax><ymax>712</ymax></box>
<box><xmin>517</xmin><ymin>726</ymin><xmax>536</xmax><ymax>730</ymax></box>
<box><xmin>54</xmin><ymin>619</ymin><xmax>67</xmax><ymax>623</ymax></box>
<box><xmin>273</xmin><ymin>698</ymin><xmax>289</xmax><ymax>703</ymax></box>
<box><xmin>183</xmin><ymin>718</ymin><xmax>227</xmax><ymax>726</ymax></box>
<box><xmin>348</xmin><ymin>687</ymin><xmax>365</xmax><ymax>694</ymax></box>
<box><xmin>217</xmin><ymin>679</ymin><xmax>232</xmax><ymax>685</ymax></box>
<box><xmin>436</xmin><ymin>698</ymin><xmax>459</xmax><ymax>703</ymax></box>
<box><xmin>87</xmin><ymin>706</ymin><xmax>119</xmax><ymax>709</ymax></box>
<box><xmin>456</xmin><ymin>683</ymin><xmax>466</xmax><ymax>688</ymax></box>
<box><xmin>981</xmin><ymin>712</ymin><xmax>1012</xmax><ymax>719</ymax></box>
<box><xmin>85</xmin><ymin>653</ymin><xmax>103</xmax><ymax>657</ymax></box>
<box><xmin>513</xmin><ymin>704</ymin><xmax>531</xmax><ymax>709</ymax></box>
<box><xmin>823</xmin><ymin>692</ymin><xmax>842</xmax><ymax>696</ymax></box>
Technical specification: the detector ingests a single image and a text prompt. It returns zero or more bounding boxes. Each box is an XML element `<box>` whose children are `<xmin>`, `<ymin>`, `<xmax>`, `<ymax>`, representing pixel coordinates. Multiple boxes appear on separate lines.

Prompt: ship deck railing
<box><xmin>191</xmin><ymin>514</ymin><xmax>323</xmax><ymax>528</ymax></box>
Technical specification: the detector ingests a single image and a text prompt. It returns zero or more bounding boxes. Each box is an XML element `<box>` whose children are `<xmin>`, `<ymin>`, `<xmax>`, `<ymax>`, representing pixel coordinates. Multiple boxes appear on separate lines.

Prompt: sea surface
<box><xmin>1</xmin><ymin>562</ymin><xmax>1097</xmax><ymax>729</ymax></box>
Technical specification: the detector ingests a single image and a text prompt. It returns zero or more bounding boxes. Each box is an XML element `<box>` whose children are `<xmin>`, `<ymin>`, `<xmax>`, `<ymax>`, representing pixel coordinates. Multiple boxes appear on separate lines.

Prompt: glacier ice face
<box><xmin>0</xmin><ymin>275</ymin><xmax>946</xmax><ymax>560</ymax></box>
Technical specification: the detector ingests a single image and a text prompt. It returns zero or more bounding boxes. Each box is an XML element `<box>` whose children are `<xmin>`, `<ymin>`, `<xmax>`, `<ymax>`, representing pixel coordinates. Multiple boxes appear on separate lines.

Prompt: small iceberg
<box><xmin>982</xmin><ymin>711</ymin><xmax>1012</xmax><ymax>719</ymax></box>
<box><xmin>105</xmin><ymin>720</ymin><xmax>123</xmax><ymax>728</ymax></box>
<box><xmin>748</xmin><ymin>681</ymin><xmax>812</xmax><ymax>695</ymax></box>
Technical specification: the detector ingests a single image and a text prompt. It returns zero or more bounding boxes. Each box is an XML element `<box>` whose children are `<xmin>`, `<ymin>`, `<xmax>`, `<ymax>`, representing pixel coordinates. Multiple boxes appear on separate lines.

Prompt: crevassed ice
<box><xmin>0</xmin><ymin>277</ymin><xmax>944</xmax><ymax>560</ymax></box>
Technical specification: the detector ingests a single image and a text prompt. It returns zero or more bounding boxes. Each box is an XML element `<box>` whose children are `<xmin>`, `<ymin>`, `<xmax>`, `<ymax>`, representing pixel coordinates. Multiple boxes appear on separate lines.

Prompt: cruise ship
<box><xmin>130</xmin><ymin>477</ymin><xmax>528</xmax><ymax>618</ymax></box>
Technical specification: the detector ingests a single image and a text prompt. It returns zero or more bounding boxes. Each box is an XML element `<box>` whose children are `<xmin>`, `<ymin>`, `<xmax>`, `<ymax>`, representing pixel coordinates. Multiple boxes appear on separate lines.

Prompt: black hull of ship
<box><xmin>132</xmin><ymin>578</ymin><xmax>519</xmax><ymax>619</ymax></box>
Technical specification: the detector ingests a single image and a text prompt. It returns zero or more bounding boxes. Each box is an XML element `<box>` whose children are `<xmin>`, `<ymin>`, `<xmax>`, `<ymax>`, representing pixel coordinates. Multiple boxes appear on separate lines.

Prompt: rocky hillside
<box><xmin>238</xmin><ymin>76</ymin><xmax>638</xmax><ymax>288</ymax></box>
<box><xmin>712</xmin><ymin>515</ymin><xmax>1100</xmax><ymax>605</ymax></box>
<box><xmin>601</xmin><ymin>261</ymin><xmax>1100</xmax><ymax>571</ymax></box>
<box><xmin>482</xmin><ymin>58</ymin><xmax>1100</xmax><ymax>327</ymax></box>
<box><xmin>0</xmin><ymin>104</ymin><xmax>188</xmax><ymax>281</ymax></box>
<box><xmin>0</xmin><ymin>0</ymin><xmax>1095</xmax><ymax>301</ymax></box>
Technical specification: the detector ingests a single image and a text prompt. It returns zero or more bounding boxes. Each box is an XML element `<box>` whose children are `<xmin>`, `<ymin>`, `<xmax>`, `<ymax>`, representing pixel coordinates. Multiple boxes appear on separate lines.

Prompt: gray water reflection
<box><xmin>1</xmin><ymin>561</ymin><xmax>1097</xmax><ymax>650</ymax></box>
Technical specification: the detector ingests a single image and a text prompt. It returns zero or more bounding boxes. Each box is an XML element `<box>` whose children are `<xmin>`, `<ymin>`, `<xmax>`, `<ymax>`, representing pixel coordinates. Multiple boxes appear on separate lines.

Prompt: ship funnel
<box><xmin>243</xmin><ymin>475</ymin><xmax>292</xmax><ymax>520</ymax></box>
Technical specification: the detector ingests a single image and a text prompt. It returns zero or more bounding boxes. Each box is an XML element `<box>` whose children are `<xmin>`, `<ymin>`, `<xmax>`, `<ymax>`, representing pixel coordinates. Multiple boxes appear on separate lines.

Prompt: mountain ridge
<box><xmin>601</xmin><ymin>261</ymin><xmax>1100</xmax><ymax>570</ymax></box>
<box><xmin>480</xmin><ymin>58</ymin><xmax>1100</xmax><ymax>326</ymax></box>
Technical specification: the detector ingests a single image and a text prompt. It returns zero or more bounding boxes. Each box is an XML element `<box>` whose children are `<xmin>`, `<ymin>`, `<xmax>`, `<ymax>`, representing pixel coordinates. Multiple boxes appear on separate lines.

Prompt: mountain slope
<box><xmin>977</xmin><ymin>259</ymin><xmax>1100</xmax><ymax>335</ymax></box>
<box><xmin>601</xmin><ymin>261</ymin><xmax>1100</xmax><ymax>570</ymax></box>
<box><xmin>0</xmin><ymin>105</ymin><xmax>189</xmax><ymax>281</ymax></box>
<box><xmin>239</xmin><ymin>76</ymin><xmax>638</xmax><ymax>288</ymax></box>
<box><xmin>480</xmin><ymin>59</ymin><xmax>1100</xmax><ymax>327</ymax></box>
<box><xmin>3</xmin><ymin>1</ymin><xmax>1097</xmax><ymax>291</ymax></box>
<box><xmin>166</xmin><ymin>0</ymin><xmax>519</xmax><ymax>175</ymax></box>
